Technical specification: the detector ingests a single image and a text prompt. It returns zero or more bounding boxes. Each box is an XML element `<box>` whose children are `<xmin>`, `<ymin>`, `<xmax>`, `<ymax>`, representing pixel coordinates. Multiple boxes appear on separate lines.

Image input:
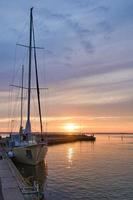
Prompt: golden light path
<box><xmin>67</xmin><ymin>147</ymin><xmax>74</xmax><ymax>168</ymax></box>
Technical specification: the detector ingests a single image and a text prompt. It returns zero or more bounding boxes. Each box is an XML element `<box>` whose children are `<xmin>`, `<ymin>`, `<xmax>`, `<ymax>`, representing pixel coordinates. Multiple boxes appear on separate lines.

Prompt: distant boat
<box><xmin>84</xmin><ymin>134</ymin><xmax>96</xmax><ymax>141</ymax></box>
<box><xmin>8</xmin><ymin>8</ymin><xmax>47</xmax><ymax>165</ymax></box>
<box><xmin>80</xmin><ymin>133</ymin><xmax>96</xmax><ymax>141</ymax></box>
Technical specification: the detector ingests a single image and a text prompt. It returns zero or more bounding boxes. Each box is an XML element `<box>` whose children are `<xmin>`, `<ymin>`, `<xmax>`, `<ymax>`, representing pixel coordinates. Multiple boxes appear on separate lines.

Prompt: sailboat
<box><xmin>8</xmin><ymin>8</ymin><xmax>47</xmax><ymax>165</ymax></box>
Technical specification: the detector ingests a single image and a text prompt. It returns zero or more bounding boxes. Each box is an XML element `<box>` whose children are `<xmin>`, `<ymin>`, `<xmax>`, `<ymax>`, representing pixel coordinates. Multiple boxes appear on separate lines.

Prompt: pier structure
<box><xmin>41</xmin><ymin>134</ymin><xmax>96</xmax><ymax>145</ymax></box>
<box><xmin>0</xmin><ymin>159</ymin><xmax>25</xmax><ymax>200</ymax></box>
<box><xmin>0</xmin><ymin>145</ymin><xmax>43</xmax><ymax>200</ymax></box>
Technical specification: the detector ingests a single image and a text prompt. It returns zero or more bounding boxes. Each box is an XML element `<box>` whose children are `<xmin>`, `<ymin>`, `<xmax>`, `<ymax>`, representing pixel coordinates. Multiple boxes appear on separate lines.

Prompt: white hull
<box><xmin>13</xmin><ymin>143</ymin><xmax>47</xmax><ymax>165</ymax></box>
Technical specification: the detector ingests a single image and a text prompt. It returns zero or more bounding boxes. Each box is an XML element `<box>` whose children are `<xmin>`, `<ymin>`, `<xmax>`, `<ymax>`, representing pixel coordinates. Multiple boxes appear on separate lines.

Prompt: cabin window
<box><xmin>26</xmin><ymin>149</ymin><xmax>32</xmax><ymax>159</ymax></box>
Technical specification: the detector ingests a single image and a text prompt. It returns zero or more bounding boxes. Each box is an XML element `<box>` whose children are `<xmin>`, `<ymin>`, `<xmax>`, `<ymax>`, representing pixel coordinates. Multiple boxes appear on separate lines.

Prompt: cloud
<box><xmin>40</xmin><ymin>8</ymin><xmax>94</xmax><ymax>54</ymax></box>
<box><xmin>66</xmin><ymin>0</ymin><xmax>95</xmax><ymax>8</ymax></box>
<box><xmin>90</xmin><ymin>6</ymin><xmax>109</xmax><ymax>13</ymax></box>
<box><xmin>45</xmin><ymin>67</ymin><xmax>133</xmax><ymax>109</ymax></box>
<box><xmin>96</xmin><ymin>21</ymin><xmax>113</xmax><ymax>35</ymax></box>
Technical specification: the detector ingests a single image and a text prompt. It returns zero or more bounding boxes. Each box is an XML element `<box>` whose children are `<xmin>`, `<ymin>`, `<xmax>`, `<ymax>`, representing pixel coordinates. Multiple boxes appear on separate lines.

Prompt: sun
<box><xmin>64</xmin><ymin>123</ymin><xmax>79</xmax><ymax>132</ymax></box>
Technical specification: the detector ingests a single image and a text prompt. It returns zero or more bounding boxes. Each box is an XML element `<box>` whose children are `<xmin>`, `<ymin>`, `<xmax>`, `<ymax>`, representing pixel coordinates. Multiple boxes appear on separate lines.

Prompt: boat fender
<box><xmin>8</xmin><ymin>150</ymin><xmax>15</xmax><ymax>158</ymax></box>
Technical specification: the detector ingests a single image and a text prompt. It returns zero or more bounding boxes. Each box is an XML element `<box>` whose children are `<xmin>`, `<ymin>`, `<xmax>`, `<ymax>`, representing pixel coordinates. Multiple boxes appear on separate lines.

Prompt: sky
<box><xmin>0</xmin><ymin>0</ymin><xmax>133</xmax><ymax>133</ymax></box>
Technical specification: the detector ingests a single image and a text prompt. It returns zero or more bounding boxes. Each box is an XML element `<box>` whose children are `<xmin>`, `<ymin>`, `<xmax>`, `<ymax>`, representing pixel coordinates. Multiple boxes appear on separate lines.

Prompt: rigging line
<box><xmin>45</xmin><ymin>89</ymin><xmax>49</xmax><ymax>134</ymax></box>
<box><xmin>13</xmin><ymin>90</ymin><xmax>21</xmax><ymax>118</ymax></box>
<box><xmin>33</xmin><ymin>21</ymin><xmax>43</xmax><ymax>135</ymax></box>
<box><xmin>31</xmin><ymin>91</ymin><xmax>38</xmax><ymax>131</ymax></box>
<box><xmin>11</xmin><ymin>44</ymin><xmax>18</xmax><ymax>86</ymax></box>
<box><xmin>10</xmin><ymin>19</ymin><xmax>29</xmax><ymax>121</ymax></box>
<box><xmin>20</xmin><ymin>65</ymin><xmax>24</xmax><ymax>129</ymax></box>
<box><xmin>9</xmin><ymin>67</ymin><xmax>24</xmax><ymax>132</ymax></box>
<box><xmin>21</xmin><ymin>47</ymin><xmax>28</xmax><ymax>68</ymax></box>
<box><xmin>10</xmin><ymin>45</ymin><xmax>28</xmax><ymax>108</ymax></box>
<box><xmin>10</xmin><ymin>84</ymin><xmax>48</xmax><ymax>90</ymax></box>
<box><xmin>9</xmin><ymin>86</ymin><xmax>15</xmax><ymax>132</ymax></box>
<box><xmin>23</xmin><ymin>87</ymin><xmax>28</xmax><ymax>125</ymax></box>
<box><xmin>11</xmin><ymin>46</ymin><xmax>25</xmax><ymax>87</ymax></box>
<box><xmin>11</xmin><ymin>70</ymin><xmax>19</xmax><ymax>115</ymax></box>
<box><xmin>16</xmin><ymin>43</ymin><xmax>44</xmax><ymax>49</ymax></box>
<box><xmin>15</xmin><ymin>15</ymin><xmax>29</xmax><ymax>45</ymax></box>
<box><xmin>41</xmin><ymin>48</ymin><xmax>49</xmax><ymax>134</ymax></box>
<box><xmin>10</xmin><ymin>89</ymin><xmax>21</xmax><ymax>132</ymax></box>
<box><xmin>40</xmin><ymin>47</ymin><xmax>46</xmax><ymax>133</ymax></box>
<box><xmin>8</xmin><ymin>88</ymin><xmax>15</xmax><ymax>132</ymax></box>
<box><xmin>7</xmin><ymin>86</ymin><xmax>12</xmax><ymax>132</ymax></box>
<box><xmin>10</xmin><ymin>67</ymin><xmax>21</xmax><ymax>88</ymax></box>
<box><xmin>12</xmin><ymin>45</ymin><xmax>16</xmax><ymax>81</ymax></box>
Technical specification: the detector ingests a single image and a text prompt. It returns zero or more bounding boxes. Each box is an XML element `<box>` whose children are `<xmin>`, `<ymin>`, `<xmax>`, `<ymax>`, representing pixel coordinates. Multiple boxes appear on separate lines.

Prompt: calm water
<box><xmin>17</xmin><ymin>135</ymin><xmax>133</xmax><ymax>200</ymax></box>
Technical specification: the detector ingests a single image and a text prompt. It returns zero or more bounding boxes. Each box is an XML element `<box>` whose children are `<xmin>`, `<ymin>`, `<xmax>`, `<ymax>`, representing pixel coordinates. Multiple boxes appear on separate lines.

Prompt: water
<box><xmin>17</xmin><ymin>134</ymin><xmax>133</xmax><ymax>200</ymax></box>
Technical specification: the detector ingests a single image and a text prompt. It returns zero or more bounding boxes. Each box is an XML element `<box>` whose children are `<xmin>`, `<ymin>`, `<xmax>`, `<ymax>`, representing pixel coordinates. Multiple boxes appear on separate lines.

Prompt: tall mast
<box><xmin>33</xmin><ymin>25</ymin><xmax>43</xmax><ymax>134</ymax></box>
<box><xmin>19</xmin><ymin>65</ymin><xmax>24</xmax><ymax>133</ymax></box>
<box><xmin>25</xmin><ymin>7</ymin><xmax>33</xmax><ymax>133</ymax></box>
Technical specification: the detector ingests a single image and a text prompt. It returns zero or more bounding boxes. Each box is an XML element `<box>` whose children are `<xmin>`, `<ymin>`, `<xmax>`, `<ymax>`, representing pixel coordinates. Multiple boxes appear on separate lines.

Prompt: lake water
<box><xmin>16</xmin><ymin>134</ymin><xmax>133</xmax><ymax>200</ymax></box>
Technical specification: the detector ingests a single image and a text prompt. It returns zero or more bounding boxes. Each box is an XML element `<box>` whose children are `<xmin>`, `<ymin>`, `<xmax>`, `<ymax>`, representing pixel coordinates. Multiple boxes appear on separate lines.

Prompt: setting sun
<box><xmin>64</xmin><ymin>123</ymin><xmax>79</xmax><ymax>132</ymax></box>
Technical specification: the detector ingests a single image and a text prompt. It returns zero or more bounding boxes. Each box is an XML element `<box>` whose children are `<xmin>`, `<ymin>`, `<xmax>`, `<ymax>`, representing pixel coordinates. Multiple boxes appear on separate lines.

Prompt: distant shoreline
<box><xmin>0</xmin><ymin>132</ymin><xmax>133</xmax><ymax>135</ymax></box>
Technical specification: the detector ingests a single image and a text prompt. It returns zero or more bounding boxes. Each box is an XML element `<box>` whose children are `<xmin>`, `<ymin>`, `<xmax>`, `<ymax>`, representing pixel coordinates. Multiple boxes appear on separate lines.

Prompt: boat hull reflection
<box><xmin>14</xmin><ymin>160</ymin><xmax>47</xmax><ymax>193</ymax></box>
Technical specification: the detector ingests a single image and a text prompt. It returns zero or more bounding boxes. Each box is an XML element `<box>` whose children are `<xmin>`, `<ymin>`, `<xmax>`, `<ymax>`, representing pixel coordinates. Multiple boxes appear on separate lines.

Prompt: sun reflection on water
<box><xmin>67</xmin><ymin>147</ymin><xmax>74</xmax><ymax>168</ymax></box>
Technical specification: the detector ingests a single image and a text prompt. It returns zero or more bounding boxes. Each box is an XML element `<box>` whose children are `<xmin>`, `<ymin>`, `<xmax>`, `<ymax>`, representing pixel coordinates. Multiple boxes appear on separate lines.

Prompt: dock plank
<box><xmin>0</xmin><ymin>160</ymin><xmax>25</xmax><ymax>200</ymax></box>
<box><xmin>2</xmin><ymin>188</ymin><xmax>24</xmax><ymax>200</ymax></box>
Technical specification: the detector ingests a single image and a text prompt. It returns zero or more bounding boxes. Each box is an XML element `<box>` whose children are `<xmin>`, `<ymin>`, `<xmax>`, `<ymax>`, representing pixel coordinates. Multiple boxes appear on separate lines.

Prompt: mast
<box><xmin>33</xmin><ymin>25</ymin><xmax>43</xmax><ymax>134</ymax></box>
<box><xmin>25</xmin><ymin>7</ymin><xmax>33</xmax><ymax>134</ymax></box>
<box><xmin>19</xmin><ymin>65</ymin><xmax>24</xmax><ymax>133</ymax></box>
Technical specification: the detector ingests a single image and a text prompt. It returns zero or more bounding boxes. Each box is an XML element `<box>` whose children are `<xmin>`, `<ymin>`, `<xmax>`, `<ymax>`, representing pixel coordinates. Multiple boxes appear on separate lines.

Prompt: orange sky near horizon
<box><xmin>0</xmin><ymin>114</ymin><xmax>133</xmax><ymax>133</ymax></box>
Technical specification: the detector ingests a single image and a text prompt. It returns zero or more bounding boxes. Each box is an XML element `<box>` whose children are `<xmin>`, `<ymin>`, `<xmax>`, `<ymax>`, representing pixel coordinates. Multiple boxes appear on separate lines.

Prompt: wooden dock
<box><xmin>0</xmin><ymin>145</ymin><xmax>44</xmax><ymax>200</ymax></box>
<box><xmin>0</xmin><ymin>159</ymin><xmax>25</xmax><ymax>200</ymax></box>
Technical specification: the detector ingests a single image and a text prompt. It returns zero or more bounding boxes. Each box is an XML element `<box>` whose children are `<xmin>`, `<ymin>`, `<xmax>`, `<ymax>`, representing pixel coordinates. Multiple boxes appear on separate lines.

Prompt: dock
<box><xmin>0</xmin><ymin>145</ymin><xmax>44</xmax><ymax>200</ymax></box>
<box><xmin>0</xmin><ymin>159</ymin><xmax>25</xmax><ymax>200</ymax></box>
<box><xmin>0</xmin><ymin>133</ymin><xmax>96</xmax><ymax>146</ymax></box>
<box><xmin>45</xmin><ymin>134</ymin><xmax>96</xmax><ymax>145</ymax></box>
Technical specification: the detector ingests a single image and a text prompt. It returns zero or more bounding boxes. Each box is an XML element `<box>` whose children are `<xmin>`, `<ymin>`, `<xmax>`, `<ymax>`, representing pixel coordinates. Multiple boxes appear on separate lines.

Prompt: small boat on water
<box><xmin>8</xmin><ymin>8</ymin><xmax>47</xmax><ymax>165</ymax></box>
<box><xmin>81</xmin><ymin>133</ymin><xmax>96</xmax><ymax>141</ymax></box>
